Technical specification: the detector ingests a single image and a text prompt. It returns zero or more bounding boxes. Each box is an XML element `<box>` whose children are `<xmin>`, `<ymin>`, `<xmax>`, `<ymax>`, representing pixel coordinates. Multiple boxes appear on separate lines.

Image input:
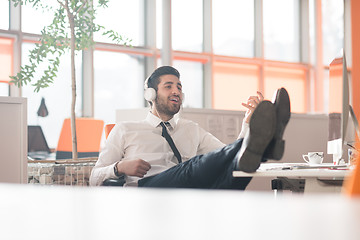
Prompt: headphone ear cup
<box><xmin>144</xmin><ymin>88</ymin><xmax>156</xmax><ymax>102</ymax></box>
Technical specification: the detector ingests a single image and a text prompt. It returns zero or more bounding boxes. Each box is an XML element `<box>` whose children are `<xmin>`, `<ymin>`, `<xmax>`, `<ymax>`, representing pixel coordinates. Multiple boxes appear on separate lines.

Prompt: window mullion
<box><xmin>300</xmin><ymin>0</ymin><xmax>311</xmax><ymax>112</ymax></box>
<box><xmin>254</xmin><ymin>0</ymin><xmax>264</xmax><ymax>94</ymax></box>
<box><xmin>203</xmin><ymin>0</ymin><xmax>212</xmax><ymax>108</ymax></box>
<box><xmin>144</xmin><ymin>0</ymin><xmax>157</xmax><ymax>107</ymax></box>
<box><xmin>9</xmin><ymin>2</ymin><xmax>21</xmax><ymax>97</ymax></box>
<box><xmin>162</xmin><ymin>0</ymin><xmax>172</xmax><ymax>65</ymax></box>
<box><xmin>314</xmin><ymin>0</ymin><xmax>325</xmax><ymax>112</ymax></box>
<box><xmin>82</xmin><ymin>49</ymin><xmax>94</xmax><ymax>117</ymax></box>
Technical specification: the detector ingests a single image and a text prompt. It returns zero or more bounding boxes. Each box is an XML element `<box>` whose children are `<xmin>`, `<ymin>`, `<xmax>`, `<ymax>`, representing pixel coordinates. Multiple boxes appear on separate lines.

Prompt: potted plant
<box><xmin>10</xmin><ymin>0</ymin><xmax>131</xmax><ymax>160</ymax></box>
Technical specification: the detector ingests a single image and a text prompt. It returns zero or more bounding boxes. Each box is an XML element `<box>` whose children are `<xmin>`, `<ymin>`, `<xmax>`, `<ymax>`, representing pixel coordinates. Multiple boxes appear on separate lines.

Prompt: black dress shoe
<box><xmin>264</xmin><ymin>88</ymin><xmax>291</xmax><ymax>160</ymax></box>
<box><xmin>237</xmin><ymin>100</ymin><xmax>276</xmax><ymax>173</ymax></box>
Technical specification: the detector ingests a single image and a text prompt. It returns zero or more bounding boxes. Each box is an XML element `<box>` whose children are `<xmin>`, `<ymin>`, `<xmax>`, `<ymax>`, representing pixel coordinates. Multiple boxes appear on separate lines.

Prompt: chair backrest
<box><xmin>105</xmin><ymin>124</ymin><xmax>115</xmax><ymax>139</ymax></box>
<box><xmin>56</xmin><ymin>118</ymin><xmax>104</xmax><ymax>159</ymax></box>
<box><xmin>28</xmin><ymin>125</ymin><xmax>50</xmax><ymax>153</ymax></box>
<box><xmin>343</xmin><ymin>142</ymin><xmax>360</xmax><ymax>196</ymax></box>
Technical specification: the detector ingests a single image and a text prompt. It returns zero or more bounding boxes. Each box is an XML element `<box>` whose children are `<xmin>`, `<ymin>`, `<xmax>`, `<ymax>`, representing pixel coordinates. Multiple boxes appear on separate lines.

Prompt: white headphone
<box><xmin>144</xmin><ymin>77</ymin><xmax>157</xmax><ymax>102</ymax></box>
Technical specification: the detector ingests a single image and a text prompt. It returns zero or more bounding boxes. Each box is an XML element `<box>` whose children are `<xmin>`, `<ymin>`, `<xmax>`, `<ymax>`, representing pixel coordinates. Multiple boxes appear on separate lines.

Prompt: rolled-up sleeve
<box><xmin>89</xmin><ymin>124</ymin><xmax>125</xmax><ymax>186</ymax></box>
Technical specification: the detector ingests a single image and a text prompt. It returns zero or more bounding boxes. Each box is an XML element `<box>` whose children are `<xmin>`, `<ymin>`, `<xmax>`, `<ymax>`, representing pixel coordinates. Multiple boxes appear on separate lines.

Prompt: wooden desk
<box><xmin>0</xmin><ymin>183</ymin><xmax>360</xmax><ymax>240</ymax></box>
<box><xmin>233</xmin><ymin>163</ymin><xmax>351</xmax><ymax>193</ymax></box>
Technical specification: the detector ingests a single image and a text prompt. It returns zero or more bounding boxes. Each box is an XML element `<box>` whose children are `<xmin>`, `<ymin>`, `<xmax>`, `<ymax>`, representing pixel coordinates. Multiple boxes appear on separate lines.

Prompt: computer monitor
<box><xmin>327</xmin><ymin>50</ymin><xmax>360</xmax><ymax>164</ymax></box>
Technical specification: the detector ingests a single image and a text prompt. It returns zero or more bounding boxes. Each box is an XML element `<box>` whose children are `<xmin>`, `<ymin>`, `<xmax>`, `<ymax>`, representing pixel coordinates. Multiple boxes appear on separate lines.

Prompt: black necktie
<box><xmin>160</xmin><ymin>122</ymin><xmax>182</xmax><ymax>164</ymax></box>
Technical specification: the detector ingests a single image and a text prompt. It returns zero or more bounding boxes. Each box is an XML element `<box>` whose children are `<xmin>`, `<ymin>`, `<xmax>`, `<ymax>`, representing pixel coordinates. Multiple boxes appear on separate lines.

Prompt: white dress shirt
<box><xmin>90</xmin><ymin>112</ymin><xmax>249</xmax><ymax>187</ymax></box>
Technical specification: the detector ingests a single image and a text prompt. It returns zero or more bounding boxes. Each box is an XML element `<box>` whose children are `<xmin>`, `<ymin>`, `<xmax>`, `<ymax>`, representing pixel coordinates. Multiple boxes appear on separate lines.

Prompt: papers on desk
<box><xmin>292</xmin><ymin>163</ymin><xmax>349</xmax><ymax>170</ymax></box>
<box><xmin>233</xmin><ymin>162</ymin><xmax>350</xmax><ymax>181</ymax></box>
<box><xmin>259</xmin><ymin>163</ymin><xmax>349</xmax><ymax>171</ymax></box>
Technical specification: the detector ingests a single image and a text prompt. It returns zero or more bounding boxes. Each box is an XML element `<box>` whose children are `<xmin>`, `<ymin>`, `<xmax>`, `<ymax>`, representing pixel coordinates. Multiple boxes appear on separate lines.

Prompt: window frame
<box><xmin>0</xmin><ymin>0</ymin><xmax>351</xmax><ymax>113</ymax></box>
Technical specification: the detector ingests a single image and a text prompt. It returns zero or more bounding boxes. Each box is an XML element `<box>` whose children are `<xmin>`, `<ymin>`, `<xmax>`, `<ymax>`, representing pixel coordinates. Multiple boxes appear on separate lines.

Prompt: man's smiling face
<box><xmin>154</xmin><ymin>74</ymin><xmax>183</xmax><ymax>119</ymax></box>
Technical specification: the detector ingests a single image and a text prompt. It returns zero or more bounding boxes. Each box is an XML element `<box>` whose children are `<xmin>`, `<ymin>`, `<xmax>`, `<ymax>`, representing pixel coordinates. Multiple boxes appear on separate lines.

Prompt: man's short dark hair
<box><xmin>146</xmin><ymin>66</ymin><xmax>180</xmax><ymax>91</ymax></box>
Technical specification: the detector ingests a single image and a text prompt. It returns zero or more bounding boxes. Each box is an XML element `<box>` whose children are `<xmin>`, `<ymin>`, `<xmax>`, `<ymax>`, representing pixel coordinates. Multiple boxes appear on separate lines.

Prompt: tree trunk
<box><xmin>67</xmin><ymin>4</ymin><xmax>78</xmax><ymax>160</ymax></box>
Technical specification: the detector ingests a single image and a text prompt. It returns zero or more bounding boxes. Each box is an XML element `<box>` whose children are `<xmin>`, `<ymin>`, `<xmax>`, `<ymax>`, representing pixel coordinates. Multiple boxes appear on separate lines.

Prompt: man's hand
<box><xmin>242</xmin><ymin>91</ymin><xmax>264</xmax><ymax>123</ymax></box>
<box><xmin>117</xmin><ymin>159</ymin><xmax>151</xmax><ymax>178</ymax></box>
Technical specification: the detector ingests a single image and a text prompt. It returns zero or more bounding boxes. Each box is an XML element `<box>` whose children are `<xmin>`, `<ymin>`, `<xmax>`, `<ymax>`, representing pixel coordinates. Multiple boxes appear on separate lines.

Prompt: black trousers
<box><xmin>138</xmin><ymin>139</ymin><xmax>252</xmax><ymax>190</ymax></box>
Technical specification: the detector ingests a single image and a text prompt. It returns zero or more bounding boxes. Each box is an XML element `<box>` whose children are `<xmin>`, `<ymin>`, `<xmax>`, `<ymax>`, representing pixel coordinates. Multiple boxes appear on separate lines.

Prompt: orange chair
<box><xmin>56</xmin><ymin>118</ymin><xmax>104</xmax><ymax>159</ymax></box>
<box><xmin>343</xmin><ymin>142</ymin><xmax>360</xmax><ymax>196</ymax></box>
<box><xmin>105</xmin><ymin>124</ymin><xmax>115</xmax><ymax>139</ymax></box>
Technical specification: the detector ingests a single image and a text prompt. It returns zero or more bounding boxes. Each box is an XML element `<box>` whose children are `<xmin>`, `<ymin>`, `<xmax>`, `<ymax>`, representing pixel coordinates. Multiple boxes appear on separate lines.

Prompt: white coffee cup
<box><xmin>302</xmin><ymin>152</ymin><xmax>324</xmax><ymax>165</ymax></box>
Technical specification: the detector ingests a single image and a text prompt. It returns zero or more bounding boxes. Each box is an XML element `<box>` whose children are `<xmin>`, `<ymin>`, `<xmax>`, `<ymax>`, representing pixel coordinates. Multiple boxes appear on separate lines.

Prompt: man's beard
<box><xmin>155</xmin><ymin>95</ymin><xmax>181</xmax><ymax>117</ymax></box>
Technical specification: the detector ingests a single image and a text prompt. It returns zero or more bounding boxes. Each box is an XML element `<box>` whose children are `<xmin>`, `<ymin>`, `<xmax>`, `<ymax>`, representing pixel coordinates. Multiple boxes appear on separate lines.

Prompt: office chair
<box><xmin>105</xmin><ymin>123</ymin><xmax>115</xmax><ymax>139</ymax></box>
<box><xmin>56</xmin><ymin>118</ymin><xmax>104</xmax><ymax>159</ymax></box>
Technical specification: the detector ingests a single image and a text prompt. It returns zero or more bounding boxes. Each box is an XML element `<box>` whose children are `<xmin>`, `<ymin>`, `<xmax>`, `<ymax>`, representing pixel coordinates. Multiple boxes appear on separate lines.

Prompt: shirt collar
<box><xmin>145</xmin><ymin>111</ymin><xmax>178</xmax><ymax>129</ymax></box>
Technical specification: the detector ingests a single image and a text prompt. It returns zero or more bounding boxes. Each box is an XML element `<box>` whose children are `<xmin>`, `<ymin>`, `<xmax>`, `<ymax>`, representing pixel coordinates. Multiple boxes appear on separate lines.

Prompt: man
<box><xmin>90</xmin><ymin>66</ymin><xmax>290</xmax><ymax>189</ymax></box>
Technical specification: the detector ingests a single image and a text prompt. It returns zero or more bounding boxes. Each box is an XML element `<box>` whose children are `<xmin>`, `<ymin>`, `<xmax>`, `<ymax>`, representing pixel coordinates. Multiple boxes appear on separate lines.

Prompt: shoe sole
<box><xmin>238</xmin><ymin>101</ymin><xmax>276</xmax><ymax>173</ymax></box>
<box><xmin>264</xmin><ymin>88</ymin><xmax>291</xmax><ymax>160</ymax></box>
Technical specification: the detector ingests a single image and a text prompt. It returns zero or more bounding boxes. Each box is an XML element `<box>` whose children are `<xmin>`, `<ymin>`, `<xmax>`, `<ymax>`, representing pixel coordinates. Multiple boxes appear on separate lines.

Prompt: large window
<box><xmin>173</xmin><ymin>60</ymin><xmax>203</xmax><ymax>108</ymax></box>
<box><xmin>264</xmin><ymin>66</ymin><xmax>307</xmax><ymax>113</ymax></box>
<box><xmin>156</xmin><ymin>0</ymin><xmax>162</xmax><ymax>49</ymax></box>
<box><xmin>213</xmin><ymin>61</ymin><xmax>259</xmax><ymax>111</ymax></box>
<box><xmin>0</xmin><ymin>0</ymin><xmax>9</xmax><ymax>30</ymax></box>
<box><xmin>0</xmin><ymin>38</ymin><xmax>13</xmax><ymax>96</ymax></box>
<box><xmin>0</xmin><ymin>84</ymin><xmax>7</xmax><ymax>96</ymax></box>
<box><xmin>94</xmin><ymin>50</ymin><xmax>144</xmax><ymax>125</ymax></box>
<box><xmin>0</xmin><ymin>1</ymin><xmax>352</xmax><ymax>147</ymax></box>
<box><xmin>172</xmin><ymin>0</ymin><xmax>203</xmax><ymax>52</ymax></box>
<box><xmin>21</xmin><ymin>1</ymin><xmax>59</xmax><ymax>34</ymax></box>
<box><xmin>94</xmin><ymin>0</ymin><xmax>143</xmax><ymax>46</ymax></box>
<box><xmin>309</xmin><ymin>0</ymin><xmax>316</xmax><ymax>65</ymax></box>
<box><xmin>322</xmin><ymin>0</ymin><xmax>344</xmax><ymax>114</ymax></box>
<box><xmin>263</xmin><ymin>0</ymin><xmax>300</xmax><ymax>62</ymax></box>
<box><xmin>213</xmin><ymin>0</ymin><xmax>254</xmax><ymax>57</ymax></box>
<box><xmin>322</xmin><ymin>0</ymin><xmax>344</xmax><ymax>65</ymax></box>
<box><xmin>212</xmin><ymin>60</ymin><xmax>307</xmax><ymax>113</ymax></box>
<box><xmin>0</xmin><ymin>38</ymin><xmax>13</xmax><ymax>83</ymax></box>
<box><xmin>21</xmin><ymin>43</ymin><xmax>83</xmax><ymax>148</ymax></box>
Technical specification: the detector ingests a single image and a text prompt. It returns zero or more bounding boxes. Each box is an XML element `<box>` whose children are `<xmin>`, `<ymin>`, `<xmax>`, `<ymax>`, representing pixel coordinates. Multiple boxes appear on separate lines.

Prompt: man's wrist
<box><xmin>113</xmin><ymin>162</ymin><xmax>124</xmax><ymax>178</ymax></box>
